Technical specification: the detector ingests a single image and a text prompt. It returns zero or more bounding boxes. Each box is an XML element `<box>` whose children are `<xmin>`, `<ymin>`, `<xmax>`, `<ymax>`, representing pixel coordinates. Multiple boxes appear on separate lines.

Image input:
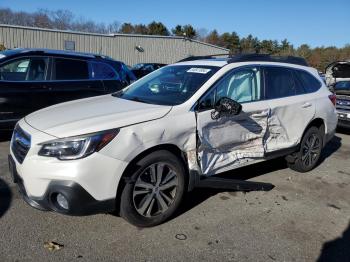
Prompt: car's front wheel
<box><xmin>120</xmin><ymin>150</ymin><xmax>186</xmax><ymax>227</ymax></box>
<box><xmin>287</xmin><ymin>126</ymin><xmax>323</xmax><ymax>173</ymax></box>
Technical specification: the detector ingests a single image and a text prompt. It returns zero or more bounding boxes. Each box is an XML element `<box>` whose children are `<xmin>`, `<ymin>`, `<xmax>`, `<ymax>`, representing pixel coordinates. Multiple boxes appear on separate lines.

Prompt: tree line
<box><xmin>0</xmin><ymin>8</ymin><xmax>349</xmax><ymax>71</ymax></box>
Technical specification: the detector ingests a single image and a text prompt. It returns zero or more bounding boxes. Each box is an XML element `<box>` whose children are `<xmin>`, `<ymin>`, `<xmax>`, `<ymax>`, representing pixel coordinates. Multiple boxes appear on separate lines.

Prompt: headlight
<box><xmin>38</xmin><ymin>129</ymin><xmax>119</xmax><ymax>160</ymax></box>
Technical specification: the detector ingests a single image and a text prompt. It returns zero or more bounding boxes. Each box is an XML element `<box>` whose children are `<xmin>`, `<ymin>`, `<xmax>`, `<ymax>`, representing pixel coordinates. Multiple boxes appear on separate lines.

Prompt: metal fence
<box><xmin>0</xmin><ymin>24</ymin><xmax>229</xmax><ymax>66</ymax></box>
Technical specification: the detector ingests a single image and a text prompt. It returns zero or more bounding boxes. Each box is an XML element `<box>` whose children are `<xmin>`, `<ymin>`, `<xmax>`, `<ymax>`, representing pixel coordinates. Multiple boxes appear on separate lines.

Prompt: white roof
<box><xmin>175</xmin><ymin>59</ymin><xmax>228</xmax><ymax>67</ymax></box>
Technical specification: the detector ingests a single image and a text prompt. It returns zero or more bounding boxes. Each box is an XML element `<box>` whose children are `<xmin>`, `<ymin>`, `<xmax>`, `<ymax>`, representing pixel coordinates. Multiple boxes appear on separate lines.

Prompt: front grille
<box><xmin>336</xmin><ymin>95</ymin><xmax>350</xmax><ymax>112</ymax></box>
<box><xmin>11</xmin><ymin>125</ymin><xmax>31</xmax><ymax>164</ymax></box>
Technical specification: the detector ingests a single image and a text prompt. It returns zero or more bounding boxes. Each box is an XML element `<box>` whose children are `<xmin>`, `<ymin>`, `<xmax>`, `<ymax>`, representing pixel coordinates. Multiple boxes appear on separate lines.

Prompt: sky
<box><xmin>1</xmin><ymin>0</ymin><xmax>349</xmax><ymax>48</ymax></box>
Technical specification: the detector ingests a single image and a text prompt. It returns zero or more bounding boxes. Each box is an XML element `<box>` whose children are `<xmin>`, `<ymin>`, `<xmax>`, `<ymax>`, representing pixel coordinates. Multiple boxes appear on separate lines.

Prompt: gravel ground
<box><xmin>0</xmin><ymin>130</ymin><xmax>349</xmax><ymax>262</ymax></box>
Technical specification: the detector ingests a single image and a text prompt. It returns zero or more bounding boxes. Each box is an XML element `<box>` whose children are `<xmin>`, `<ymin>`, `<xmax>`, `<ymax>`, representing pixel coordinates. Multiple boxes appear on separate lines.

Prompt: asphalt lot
<box><xmin>0</xmin><ymin>129</ymin><xmax>349</xmax><ymax>262</ymax></box>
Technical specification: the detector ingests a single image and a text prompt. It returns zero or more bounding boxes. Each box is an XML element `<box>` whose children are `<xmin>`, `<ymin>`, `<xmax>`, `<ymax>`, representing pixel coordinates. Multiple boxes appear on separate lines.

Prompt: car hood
<box><xmin>25</xmin><ymin>95</ymin><xmax>172</xmax><ymax>138</ymax></box>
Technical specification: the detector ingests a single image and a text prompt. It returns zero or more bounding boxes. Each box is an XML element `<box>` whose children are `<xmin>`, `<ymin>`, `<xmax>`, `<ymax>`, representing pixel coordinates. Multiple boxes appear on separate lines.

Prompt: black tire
<box><xmin>120</xmin><ymin>150</ymin><xmax>186</xmax><ymax>227</ymax></box>
<box><xmin>287</xmin><ymin>126</ymin><xmax>323</xmax><ymax>173</ymax></box>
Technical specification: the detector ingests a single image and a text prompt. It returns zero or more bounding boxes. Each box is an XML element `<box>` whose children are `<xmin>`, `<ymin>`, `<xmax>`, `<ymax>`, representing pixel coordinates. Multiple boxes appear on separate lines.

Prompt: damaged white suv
<box><xmin>9</xmin><ymin>54</ymin><xmax>337</xmax><ymax>227</ymax></box>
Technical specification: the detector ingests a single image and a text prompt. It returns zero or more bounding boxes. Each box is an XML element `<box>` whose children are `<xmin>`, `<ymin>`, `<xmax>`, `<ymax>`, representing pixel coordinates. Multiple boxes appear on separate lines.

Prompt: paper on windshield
<box><xmin>187</xmin><ymin>68</ymin><xmax>211</xmax><ymax>74</ymax></box>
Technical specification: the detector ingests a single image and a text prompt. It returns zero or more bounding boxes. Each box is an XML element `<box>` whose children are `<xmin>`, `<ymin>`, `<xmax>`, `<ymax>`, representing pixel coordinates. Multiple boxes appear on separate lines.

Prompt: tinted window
<box><xmin>198</xmin><ymin>89</ymin><xmax>215</xmax><ymax>110</ymax></box>
<box><xmin>27</xmin><ymin>57</ymin><xmax>48</xmax><ymax>81</ymax></box>
<box><xmin>294</xmin><ymin>70</ymin><xmax>321</xmax><ymax>93</ymax></box>
<box><xmin>335</xmin><ymin>81</ymin><xmax>350</xmax><ymax>90</ymax></box>
<box><xmin>292</xmin><ymin>70</ymin><xmax>307</xmax><ymax>95</ymax></box>
<box><xmin>91</xmin><ymin>62</ymin><xmax>117</xmax><ymax>79</ymax></box>
<box><xmin>115</xmin><ymin>65</ymin><xmax>219</xmax><ymax>106</ymax></box>
<box><xmin>0</xmin><ymin>58</ymin><xmax>30</xmax><ymax>81</ymax></box>
<box><xmin>54</xmin><ymin>58</ymin><xmax>88</xmax><ymax>80</ymax></box>
<box><xmin>264</xmin><ymin>67</ymin><xmax>296</xmax><ymax>99</ymax></box>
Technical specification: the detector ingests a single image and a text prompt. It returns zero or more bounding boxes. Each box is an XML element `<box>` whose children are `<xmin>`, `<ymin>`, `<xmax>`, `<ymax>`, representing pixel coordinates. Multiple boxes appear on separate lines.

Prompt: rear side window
<box><xmin>90</xmin><ymin>62</ymin><xmax>118</xmax><ymax>80</ymax></box>
<box><xmin>294</xmin><ymin>70</ymin><xmax>321</xmax><ymax>93</ymax></box>
<box><xmin>264</xmin><ymin>67</ymin><xmax>296</xmax><ymax>99</ymax></box>
<box><xmin>53</xmin><ymin>58</ymin><xmax>89</xmax><ymax>80</ymax></box>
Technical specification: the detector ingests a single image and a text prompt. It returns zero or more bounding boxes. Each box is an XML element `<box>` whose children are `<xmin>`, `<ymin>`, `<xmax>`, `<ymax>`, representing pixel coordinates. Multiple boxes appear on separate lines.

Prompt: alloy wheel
<box><xmin>302</xmin><ymin>133</ymin><xmax>321</xmax><ymax>168</ymax></box>
<box><xmin>132</xmin><ymin>162</ymin><xmax>178</xmax><ymax>217</ymax></box>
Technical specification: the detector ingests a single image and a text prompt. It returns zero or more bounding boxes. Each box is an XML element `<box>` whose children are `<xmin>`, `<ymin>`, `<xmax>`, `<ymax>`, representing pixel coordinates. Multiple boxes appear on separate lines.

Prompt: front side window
<box><xmin>0</xmin><ymin>57</ymin><xmax>48</xmax><ymax>81</ymax></box>
<box><xmin>115</xmin><ymin>65</ymin><xmax>219</xmax><ymax>106</ymax></box>
<box><xmin>0</xmin><ymin>58</ymin><xmax>30</xmax><ymax>81</ymax></box>
<box><xmin>198</xmin><ymin>67</ymin><xmax>262</xmax><ymax>110</ymax></box>
<box><xmin>264</xmin><ymin>67</ymin><xmax>296</xmax><ymax>99</ymax></box>
<box><xmin>216</xmin><ymin>67</ymin><xmax>262</xmax><ymax>103</ymax></box>
<box><xmin>53</xmin><ymin>58</ymin><xmax>89</xmax><ymax>80</ymax></box>
<box><xmin>91</xmin><ymin>62</ymin><xmax>118</xmax><ymax>80</ymax></box>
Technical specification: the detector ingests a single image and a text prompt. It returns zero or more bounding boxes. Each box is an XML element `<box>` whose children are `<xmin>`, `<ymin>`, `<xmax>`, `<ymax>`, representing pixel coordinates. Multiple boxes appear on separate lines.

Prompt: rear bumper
<box><xmin>9</xmin><ymin>155</ymin><xmax>115</xmax><ymax>215</ymax></box>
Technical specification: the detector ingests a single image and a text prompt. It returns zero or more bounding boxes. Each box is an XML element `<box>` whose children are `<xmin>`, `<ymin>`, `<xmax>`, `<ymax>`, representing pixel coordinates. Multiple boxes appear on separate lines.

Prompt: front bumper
<box><xmin>9</xmin><ymin>155</ymin><xmax>116</xmax><ymax>215</ymax></box>
<box><xmin>9</xmin><ymin>119</ymin><xmax>129</xmax><ymax>215</ymax></box>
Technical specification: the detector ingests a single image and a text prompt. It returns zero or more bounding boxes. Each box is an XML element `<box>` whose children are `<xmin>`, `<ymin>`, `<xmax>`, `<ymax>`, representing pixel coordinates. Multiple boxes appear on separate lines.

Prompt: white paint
<box><xmin>11</xmin><ymin>60</ymin><xmax>338</xmax><ymax>202</ymax></box>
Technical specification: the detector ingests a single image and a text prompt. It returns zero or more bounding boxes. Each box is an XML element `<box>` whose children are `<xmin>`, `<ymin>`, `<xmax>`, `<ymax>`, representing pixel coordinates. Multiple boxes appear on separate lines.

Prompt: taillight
<box><xmin>329</xmin><ymin>94</ymin><xmax>336</xmax><ymax>106</ymax></box>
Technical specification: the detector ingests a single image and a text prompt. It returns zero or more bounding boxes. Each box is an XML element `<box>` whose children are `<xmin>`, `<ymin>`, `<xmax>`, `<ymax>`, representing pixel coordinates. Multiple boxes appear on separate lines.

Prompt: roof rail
<box><xmin>178</xmin><ymin>53</ymin><xmax>308</xmax><ymax>67</ymax></box>
<box><xmin>177</xmin><ymin>53</ymin><xmax>230</xmax><ymax>62</ymax></box>
<box><xmin>228</xmin><ymin>54</ymin><xmax>308</xmax><ymax>66</ymax></box>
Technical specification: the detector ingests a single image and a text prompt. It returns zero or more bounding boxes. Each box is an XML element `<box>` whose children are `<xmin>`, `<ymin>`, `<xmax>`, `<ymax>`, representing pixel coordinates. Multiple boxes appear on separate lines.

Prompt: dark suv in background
<box><xmin>0</xmin><ymin>48</ymin><xmax>136</xmax><ymax>130</ymax></box>
<box><xmin>131</xmin><ymin>63</ymin><xmax>166</xmax><ymax>79</ymax></box>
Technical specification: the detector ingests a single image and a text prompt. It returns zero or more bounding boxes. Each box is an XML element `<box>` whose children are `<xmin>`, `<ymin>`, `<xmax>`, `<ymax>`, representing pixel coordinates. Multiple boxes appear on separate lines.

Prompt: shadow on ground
<box><xmin>318</xmin><ymin>135</ymin><xmax>342</xmax><ymax>164</ymax></box>
<box><xmin>176</xmin><ymin>134</ymin><xmax>342</xmax><ymax>219</ymax></box>
<box><xmin>175</xmin><ymin>157</ymin><xmax>284</xmax><ymax>218</ymax></box>
<box><xmin>317</xmin><ymin>222</ymin><xmax>350</xmax><ymax>262</ymax></box>
<box><xmin>337</xmin><ymin>127</ymin><xmax>350</xmax><ymax>136</ymax></box>
<box><xmin>0</xmin><ymin>178</ymin><xmax>12</xmax><ymax>218</ymax></box>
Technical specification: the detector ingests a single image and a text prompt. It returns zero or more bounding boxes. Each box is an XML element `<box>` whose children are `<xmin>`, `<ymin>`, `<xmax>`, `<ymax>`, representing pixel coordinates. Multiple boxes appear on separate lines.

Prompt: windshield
<box><xmin>114</xmin><ymin>65</ymin><xmax>219</xmax><ymax>106</ymax></box>
<box><xmin>335</xmin><ymin>81</ymin><xmax>350</xmax><ymax>90</ymax></box>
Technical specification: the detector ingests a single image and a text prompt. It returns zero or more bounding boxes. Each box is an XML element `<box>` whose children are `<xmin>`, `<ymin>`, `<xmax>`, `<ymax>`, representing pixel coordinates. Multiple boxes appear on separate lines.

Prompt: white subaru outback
<box><xmin>9</xmin><ymin>54</ymin><xmax>337</xmax><ymax>227</ymax></box>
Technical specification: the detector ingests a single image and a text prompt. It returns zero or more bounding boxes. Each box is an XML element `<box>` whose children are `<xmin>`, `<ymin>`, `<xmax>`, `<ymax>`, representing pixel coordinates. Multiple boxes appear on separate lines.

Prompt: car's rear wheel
<box><xmin>287</xmin><ymin>126</ymin><xmax>323</xmax><ymax>173</ymax></box>
<box><xmin>120</xmin><ymin>150</ymin><xmax>186</xmax><ymax>227</ymax></box>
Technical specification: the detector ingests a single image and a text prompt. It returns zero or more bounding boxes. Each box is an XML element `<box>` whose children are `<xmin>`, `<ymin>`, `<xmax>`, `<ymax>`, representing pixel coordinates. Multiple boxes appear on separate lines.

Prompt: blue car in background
<box><xmin>106</xmin><ymin>60</ymin><xmax>137</xmax><ymax>86</ymax></box>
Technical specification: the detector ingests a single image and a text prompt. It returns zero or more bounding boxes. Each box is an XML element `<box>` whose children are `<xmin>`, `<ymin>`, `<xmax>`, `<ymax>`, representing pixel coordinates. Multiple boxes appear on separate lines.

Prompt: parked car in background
<box><xmin>325</xmin><ymin>60</ymin><xmax>350</xmax><ymax>86</ymax></box>
<box><xmin>0</xmin><ymin>48</ymin><xmax>128</xmax><ymax>130</ymax></box>
<box><xmin>106</xmin><ymin>60</ymin><xmax>136</xmax><ymax>86</ymax></box>
<box><xmin>333</xmin><ymin>81</ymin><xmax>350</xmax><ymax>128</ymax></box>
<box><xmin>9</xmin><ymin>54</ymin><xmax>337</xmax><ymax>227</ymax></box>
<box><xmin>318</xmin><ymin>72</ymin><xmax>326</xmax><ymax>84</ymax></box>
<box><xmin>131</xmin><ymin>63</ymin><xmax>166</xmax><ymax>79</ymax></box>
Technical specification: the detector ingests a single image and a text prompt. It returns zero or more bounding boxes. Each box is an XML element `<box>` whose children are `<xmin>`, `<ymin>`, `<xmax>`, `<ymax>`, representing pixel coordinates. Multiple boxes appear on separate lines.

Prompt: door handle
<box><xmin>302</xmin><ymin>102</ymin><xmax>312</xmax><ymax>108</ymax></box>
